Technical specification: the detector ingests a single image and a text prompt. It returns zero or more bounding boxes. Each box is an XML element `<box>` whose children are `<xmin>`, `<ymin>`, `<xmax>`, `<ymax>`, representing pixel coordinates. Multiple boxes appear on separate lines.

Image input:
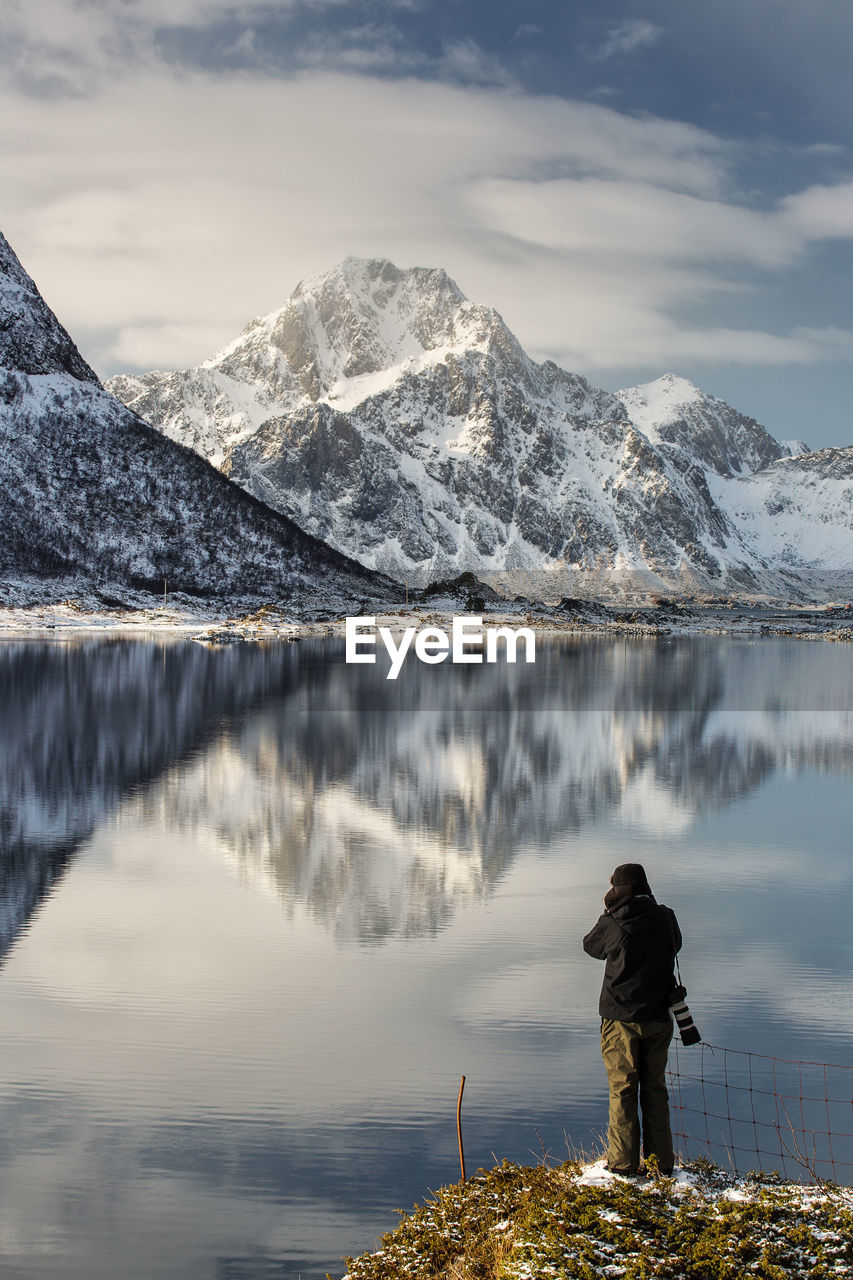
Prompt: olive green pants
<box><xmin>601</xmin><ymin>1017</ymin><xmax>674</xmax><ymax>1174</ymax></box>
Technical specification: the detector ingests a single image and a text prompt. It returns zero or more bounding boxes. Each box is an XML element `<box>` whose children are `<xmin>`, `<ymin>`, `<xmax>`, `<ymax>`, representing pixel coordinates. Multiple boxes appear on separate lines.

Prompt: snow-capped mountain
<box><xmin>108</xmin><ymin>257</ymin><xmax>849</xmax><ymax>588</ymax></box>
<box><xmin>0</xmin><ymin>233</ymin><xmax>392</xmax><ymax>604</ymax></box>
<box><xmin>709</xmin><ymin>447</ymin><xmax>853</xmax><ymax>569</ymax></box>
<box><xmin>615</xmin><ymin>373</ymin><xmax>800</xmax><ymax>478</ymax></box>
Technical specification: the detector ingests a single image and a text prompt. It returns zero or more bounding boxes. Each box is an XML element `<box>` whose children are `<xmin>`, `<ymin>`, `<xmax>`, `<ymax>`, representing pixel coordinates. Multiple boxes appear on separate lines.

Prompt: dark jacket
<box><xmin>583</xmin><ymin>895</ymin><xmax>682</xmax><ymax>1023</ymax></box>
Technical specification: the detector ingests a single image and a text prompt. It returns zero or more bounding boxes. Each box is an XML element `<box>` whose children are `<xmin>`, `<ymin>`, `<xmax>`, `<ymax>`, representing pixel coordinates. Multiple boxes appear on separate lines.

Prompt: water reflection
<box><xmin>2</xmin><ymin>637</ymin><xmax>853</xmax><ymax>952</ymax></box>
<box><xmin>0</xmin><ymin>639</ymin><xmax>306</xmax><ymax>958</ymax></box>
<box><xmin>1</xmin><ymin>637</ymin><xmax>852</xmax><ymax>1278</ymax></box>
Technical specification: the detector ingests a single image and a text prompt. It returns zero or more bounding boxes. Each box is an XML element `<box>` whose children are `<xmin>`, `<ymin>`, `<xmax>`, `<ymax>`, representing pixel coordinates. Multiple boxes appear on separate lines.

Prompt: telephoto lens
<box><xmin>670</xmin><ymin>996</ymin><xmax>701</xmax><ymax>1046</ymax></box>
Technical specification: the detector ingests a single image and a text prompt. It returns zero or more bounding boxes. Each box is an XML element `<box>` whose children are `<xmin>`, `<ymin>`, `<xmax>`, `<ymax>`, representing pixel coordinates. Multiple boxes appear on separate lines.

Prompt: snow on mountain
<box><xmin>709</xmin><ymin>446</ymin><xmax>853</xmax><ymax>567</ymax></box>
<box><xmin>0</xmin><ymin>235</ymin><xmax>99</xmax><ymax>384</ymax></box>
<box><xmin>0</xmin><ymin>233</ymin><xmax>392</xmax><ymax>605</ymax></box>
<box><xmin>108</xmin><ymin>256</ymin><xmax>851</xmax><ymax>587</ymax></box>
<box><xmin>615</xmin><ymin>373</ymin><xmax>793</xmax><ymax>477</ymax></box>
<box><xmin>108</xmin><ymin>257</ymin><xmax>471</xmax><ymax>467</ymax></box>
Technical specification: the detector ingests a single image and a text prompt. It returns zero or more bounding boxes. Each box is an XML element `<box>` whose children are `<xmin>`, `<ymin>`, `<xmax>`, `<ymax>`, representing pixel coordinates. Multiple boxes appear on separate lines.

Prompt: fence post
<box><xmin>457</xmin><ymin>1075</ymin><xmax>466</xmax><ymax>1181</ymax></box>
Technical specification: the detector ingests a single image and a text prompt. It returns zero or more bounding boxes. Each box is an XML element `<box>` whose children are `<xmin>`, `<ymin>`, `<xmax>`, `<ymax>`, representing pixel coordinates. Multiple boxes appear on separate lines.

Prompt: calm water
<box><xmin>0</xmin><ymin>635</ymin><xmax>852</xmax><ymax>1278</ymax></box>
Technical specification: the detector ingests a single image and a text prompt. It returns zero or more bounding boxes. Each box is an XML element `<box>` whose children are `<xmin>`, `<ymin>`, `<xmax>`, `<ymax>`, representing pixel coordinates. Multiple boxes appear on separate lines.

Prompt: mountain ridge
<box><xmin>108</xmin><ymin>255</ymin><xmax>851</xmax><ymax>588</ymax></box>
<box><xmin>0</xmin><ymin>235</ymin><xmax>100</xmax><ymax>384</ymax></box>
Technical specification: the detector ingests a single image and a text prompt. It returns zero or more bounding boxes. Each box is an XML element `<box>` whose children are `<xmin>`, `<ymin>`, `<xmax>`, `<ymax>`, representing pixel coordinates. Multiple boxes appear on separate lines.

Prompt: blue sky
<box><xmin>2</xmin><ymin>0</ymin><xmax>853</xmax><ymax>447</ymax></box>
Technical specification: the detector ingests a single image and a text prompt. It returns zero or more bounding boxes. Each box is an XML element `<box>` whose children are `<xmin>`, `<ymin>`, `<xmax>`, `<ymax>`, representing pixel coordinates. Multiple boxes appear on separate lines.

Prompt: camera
<box><xmin>669</xmin><ymin>984</ymin><xmax>701</xmax><ymax>1046</ymax></box>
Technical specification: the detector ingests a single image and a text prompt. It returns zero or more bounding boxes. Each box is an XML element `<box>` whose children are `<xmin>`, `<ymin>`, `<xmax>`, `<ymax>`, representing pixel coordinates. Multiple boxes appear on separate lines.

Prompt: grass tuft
<box><xmin>334</xmin><ymin>1157</ymin><xmax>853</xmax><ymax>1280</ymax></box>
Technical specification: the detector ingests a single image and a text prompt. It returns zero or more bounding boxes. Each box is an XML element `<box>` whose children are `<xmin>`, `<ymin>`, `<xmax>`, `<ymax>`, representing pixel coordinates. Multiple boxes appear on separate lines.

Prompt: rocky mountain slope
<box><xmin>0</xmin><ymin>233</ymin><xmax>392</xmax><ymax>605</ymax></box>
<box><xmin>709</xmin><ymin>446</ymin><xmax>853</xmax><ymax>569</ymax></box>
<box><xmin>108</xmin><ymin>257</ymin><xmax>852</xmax><ymax>589</ymax></box>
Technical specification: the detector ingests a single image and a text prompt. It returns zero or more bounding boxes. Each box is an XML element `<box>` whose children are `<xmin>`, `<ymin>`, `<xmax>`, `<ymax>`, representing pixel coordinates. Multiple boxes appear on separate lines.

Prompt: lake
<box><xmin>0</xmin><ymin>634</ymin><xmax>851</xmax><ymax>1279</ymax></box>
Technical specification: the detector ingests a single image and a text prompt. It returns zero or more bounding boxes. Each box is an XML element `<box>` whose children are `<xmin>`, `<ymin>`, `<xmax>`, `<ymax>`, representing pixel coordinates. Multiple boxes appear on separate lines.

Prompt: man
<box><xmin>583</xmin><ymin>862</ymin><xmax>681</xmax><ymax>1176</ymax></box>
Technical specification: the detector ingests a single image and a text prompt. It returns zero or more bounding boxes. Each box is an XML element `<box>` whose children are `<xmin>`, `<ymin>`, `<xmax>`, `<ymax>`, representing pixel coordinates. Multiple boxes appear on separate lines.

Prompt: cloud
<box><xmin>111</xmin><ymin>322</ymin><xmax>239</xmax><ymax>371</ymax></box>
<box><xmin>464</xmin><ymin>177</ymin><xmax>800</xmax><ymax>267</ymax></box>
<box><xmin>513</xmin><ymin>24</ymin><xmax>542</xmax><ymax>41</ymax></box>
<box><xmin>791</xmin><ymin>326</ymin><xmax>853</xmax><ymax>356</ymax></box>
<box><xmin>781</xmin><ymin>181</ymin><xmax>853</xmax><ymax>238</ymax></box>
<box><xmin>2</xmin><ymin>65</ymin><xmax>853</xmax><ymax>376</ymax></box>
<box><xmin>438</xmin><ymin>39</ymin><xmax>517</xmax><ymax>87</ymax></box>
<box><xmin>459</xmin><ymin>170</ymin><xmax>853</xmax><ymax>369</ymax></box>
<box><xmin>282</xmin><ymin>24</ymin><xmax>427</xmax><ymax>76</ymax></box>
<box><xmin>0</xmin><ymin>0</ymin><xmax>418</xmax><ymax>93</ymax></box>
<box><xmin>595</xmin><ymin>19</ymin><xmax>664</xmax><ymax>61</ymax></box>
<box><xmin>3</xmin><ymin>0</ymin><xmax>356</xmax><ymax>47</ymax></box>
<box><xmin>0</xmin><ymin>0</ymin><xmax>207</xmax><ymax>94</ymax></box>
<box><xmin>802</xmin><ymin>142</ymin><xmax>846</xmax><ymax>157</ymax></box>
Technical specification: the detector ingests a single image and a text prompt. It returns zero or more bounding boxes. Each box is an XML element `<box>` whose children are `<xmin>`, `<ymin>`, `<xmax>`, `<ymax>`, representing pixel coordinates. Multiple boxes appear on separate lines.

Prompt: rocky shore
<box><xmin>1</xmin><ymin>581</ymin><xmax>851</xmax><ymax>646</ymax></box>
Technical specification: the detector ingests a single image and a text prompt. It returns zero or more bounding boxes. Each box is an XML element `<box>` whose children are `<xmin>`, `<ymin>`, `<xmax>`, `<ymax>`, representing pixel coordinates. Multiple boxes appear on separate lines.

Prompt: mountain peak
<box><xmin>0</xmin><ymin>231</ymin><xmax>100</xmax><ymax>384</ymax></box>
<box><xmin>617</xmin><ymin>373</ymin><xmax>703</xmax><ymax>426</ymax></box>
<box><xmin>295</xmin><ymin>256</ymin><xmax>466</xmax><ymax>309</ymax></box>
<box><xmin>107</xmin><ymin>253</ymin><xmax>845</xmax><ymax>585</ymax></box>
<box><xmin>206</xmin><ymin>256</ymin><xmax>473</xmax><ymax>400</ymax></box>
<box><xmin>617</xmin><ymin>373</ymin><xmax>786</xmax><ymax>477</ymax></box>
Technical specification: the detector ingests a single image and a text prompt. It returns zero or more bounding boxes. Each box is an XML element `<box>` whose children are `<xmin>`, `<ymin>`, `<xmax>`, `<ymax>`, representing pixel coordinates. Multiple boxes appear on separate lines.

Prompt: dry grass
<box><xmin>335</xmin><ymin>1157</ymin><xmax>853</xmax><ymax>1280</ymax></box>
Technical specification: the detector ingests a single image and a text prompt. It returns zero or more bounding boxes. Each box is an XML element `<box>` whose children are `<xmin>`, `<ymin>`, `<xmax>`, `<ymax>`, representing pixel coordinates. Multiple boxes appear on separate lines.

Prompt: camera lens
<box><xmin>670</xmin><ymin>998</ymin><xmax>701</xmax><ymax>1046</ymax></box>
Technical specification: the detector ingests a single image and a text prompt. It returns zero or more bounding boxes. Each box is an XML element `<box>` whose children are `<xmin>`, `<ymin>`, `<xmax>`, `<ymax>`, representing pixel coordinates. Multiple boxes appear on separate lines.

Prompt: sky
<box><xmin>2</xmin><ymin>0</ymin><xmax>853</xmax><ymax>448</ymax></box>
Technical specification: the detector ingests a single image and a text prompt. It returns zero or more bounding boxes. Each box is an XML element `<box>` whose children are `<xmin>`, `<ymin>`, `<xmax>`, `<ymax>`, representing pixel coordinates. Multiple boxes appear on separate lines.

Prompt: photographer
<box><xmin>583</xmin><ymin>863</ymin><xmax>684</xmax><ymax>1176</ymax></box>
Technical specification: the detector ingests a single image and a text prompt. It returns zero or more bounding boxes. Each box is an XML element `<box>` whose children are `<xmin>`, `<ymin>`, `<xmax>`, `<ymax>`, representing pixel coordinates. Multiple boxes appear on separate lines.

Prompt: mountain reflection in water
<box><xmin>2</xmin><ymin>636</ymin><xmax>852</xmax><ymax>952</ymax></box>
<box><xmin>1</xmin><ymin>636</ymin><xmax>853</xmax><ymax>1280</ymax></box>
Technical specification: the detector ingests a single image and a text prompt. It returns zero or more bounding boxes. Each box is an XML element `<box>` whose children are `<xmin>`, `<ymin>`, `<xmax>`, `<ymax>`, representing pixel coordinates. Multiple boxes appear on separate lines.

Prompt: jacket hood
<box><xmin>608</xmin><ymin>894</ymin><xmax>660</xmax><ymax>934</ymax></box>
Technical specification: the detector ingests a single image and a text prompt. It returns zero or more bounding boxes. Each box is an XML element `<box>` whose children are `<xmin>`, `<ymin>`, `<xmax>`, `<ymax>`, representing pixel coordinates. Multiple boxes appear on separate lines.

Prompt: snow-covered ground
<box><xmin>1</xmin><ymin>584</ymin><xmax>852</xmax><ymax>647</ymax></box>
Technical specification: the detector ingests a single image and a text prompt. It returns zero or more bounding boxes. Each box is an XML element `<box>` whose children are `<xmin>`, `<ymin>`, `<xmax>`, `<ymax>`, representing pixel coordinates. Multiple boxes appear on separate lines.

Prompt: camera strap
<box><xmin>664</xmin><ymin>908</ymin><xmax>683</xmax><ymax>985</ymax></box>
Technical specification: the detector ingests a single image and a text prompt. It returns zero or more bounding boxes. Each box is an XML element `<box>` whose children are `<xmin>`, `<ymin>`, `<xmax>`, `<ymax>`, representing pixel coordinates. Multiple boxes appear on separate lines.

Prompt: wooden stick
<box><xmin>457</xmin><ymin>1075</ymin><xmax>466</xmax><ymax>1182</ymax></box>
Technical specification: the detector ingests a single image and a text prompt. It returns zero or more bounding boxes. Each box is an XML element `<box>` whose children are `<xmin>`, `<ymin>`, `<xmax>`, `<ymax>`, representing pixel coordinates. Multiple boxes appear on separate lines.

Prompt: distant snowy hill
<box><xmin>615</xmin><ymin>373</ymin><xmax>796</xmax><ymax>478</ymax></box>
<box><xmin>0</xmin><ymin>233</ymin><xmax>392</xmax><ymax>604</ymax></box>
<box><xmin>710</xmin><ymin>446</ymin><xmax>853</xmax><ymax>569</ymax></box>
<box><xmin>108</xmin><ymin>257</ymin><xmax>851</xmax><ymax>589</ymax></box>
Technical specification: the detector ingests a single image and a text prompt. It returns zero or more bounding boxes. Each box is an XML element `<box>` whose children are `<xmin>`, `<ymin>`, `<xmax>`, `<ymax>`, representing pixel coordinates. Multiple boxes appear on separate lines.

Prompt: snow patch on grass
<box><xmin>338</xmin><ymin>1156</ymin><xmax>853</xmax><ymax>1280</ymax></box>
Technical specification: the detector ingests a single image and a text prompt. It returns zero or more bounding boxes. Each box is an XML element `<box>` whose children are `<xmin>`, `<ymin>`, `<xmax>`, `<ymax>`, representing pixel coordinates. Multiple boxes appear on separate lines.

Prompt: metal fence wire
<box><xmin>667</xmin><ymin>1041</ymin><xmax>853</xmax><ymax>1184</ymax></box>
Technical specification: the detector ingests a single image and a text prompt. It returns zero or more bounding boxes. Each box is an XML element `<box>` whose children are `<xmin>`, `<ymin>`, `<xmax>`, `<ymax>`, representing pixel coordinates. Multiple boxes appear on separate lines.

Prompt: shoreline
<box><xmin>1</xmin><ymin>598</ymin><xmax>852</xmax><ymax>643</ymax></box>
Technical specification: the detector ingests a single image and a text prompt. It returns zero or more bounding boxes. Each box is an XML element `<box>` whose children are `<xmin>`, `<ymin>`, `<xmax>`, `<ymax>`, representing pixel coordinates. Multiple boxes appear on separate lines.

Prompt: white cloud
<box><xmin>802</xmin><ymin>142</ymin><xmax>846</xmax><ymax>157</ymax></box>
<box><xmin>464</xmin><ymin>177</ymin><xmax>800</xmax><ymax>267</ymax></box>
<box><xmin>471</xmin><ymin>254</ymin><xmax>839</xmax><ymax>373</ymax></box>
<box><xmin>791</xmin><ymin>326</ymin><xmax>853</xmax><ymax>356</ymax></box>
<box><xmin>1</xmin><ymin>0</ymin><xmax>418</xmax><ymax>92</ymax></box>
<box><xmin>110</xmin><ymin>322</ymin><xmax>239</xmax><ymax>370</ymax></box>
<box><xmin>5</xmin><ymin>0</ymin><xmax>352</xmax><ymax>46</ymax></box>
<box><xmin>2</xmin><ymin>67</ymin><xmax>853</xmax><ymax>375</ymax></box>
<box><xmin>438</xmin><ymin>39</ymin><xmax>517</xmax><ymax>87</ymax></box>
<box><xmin>596</xmin><ymin>19</ymin><xmax>664</xmax><ymax>60</ymax></box>
<box><xmin>1</xmin><ymin>0</ymin><xmax>247</xmax><ymax>90</ymax></box>
<box><xmin>781</xmin><ymin>181</ymin><xmax>853</xmax><ymax>238</ymax></box>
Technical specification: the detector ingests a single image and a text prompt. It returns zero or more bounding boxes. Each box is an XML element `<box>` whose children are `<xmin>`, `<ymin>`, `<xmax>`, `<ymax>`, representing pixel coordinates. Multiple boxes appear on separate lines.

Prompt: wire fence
<box><xmin>667</xmin><ymin>1040</ymin><xmax>853</xmax><ymax>1184</ymax></box>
